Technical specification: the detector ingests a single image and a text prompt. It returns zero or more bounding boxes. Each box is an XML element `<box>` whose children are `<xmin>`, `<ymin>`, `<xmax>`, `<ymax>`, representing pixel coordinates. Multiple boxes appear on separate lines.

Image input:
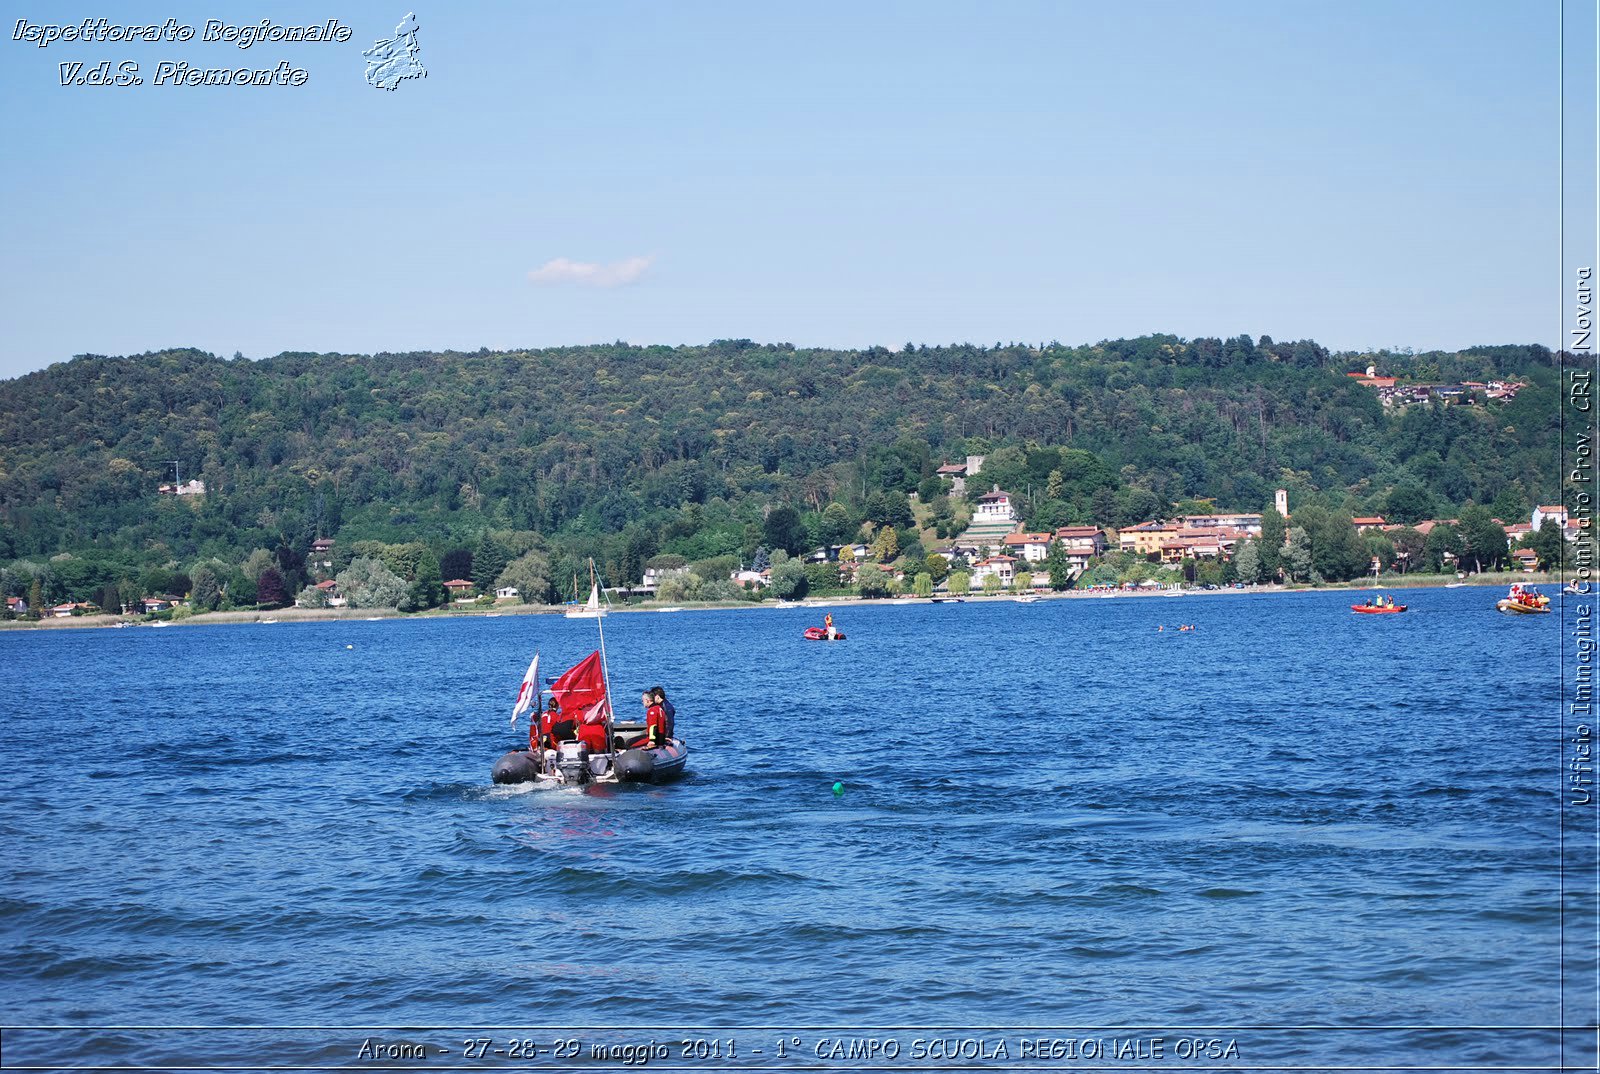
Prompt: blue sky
<box><xmin>0</xmin><ymin>1</ymin><xmax>1592</xmax><ymax>379</ymax></box>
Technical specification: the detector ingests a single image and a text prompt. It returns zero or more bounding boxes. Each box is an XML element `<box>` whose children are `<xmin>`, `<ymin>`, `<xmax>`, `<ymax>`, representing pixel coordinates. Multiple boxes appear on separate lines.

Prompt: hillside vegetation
<box><xmin>0</xmin><ymin>335</ymin><xmax>1566</xmax><ymax>609</ymax></box>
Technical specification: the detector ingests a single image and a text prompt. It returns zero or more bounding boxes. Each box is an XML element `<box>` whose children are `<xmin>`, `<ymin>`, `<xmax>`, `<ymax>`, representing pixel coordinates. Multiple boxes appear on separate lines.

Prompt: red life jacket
<box><xmin>645</xmin><ymin>702</ymin><xmax>667</xmax><ymax>745</ymax></box>
<box><xmin>538</xmin><ymin>707</ymin><xmax>572</xmax><ymax>748</ymax></box>
<box><xmin>576</xmin><ymin>720</ymin><xmax>609</xmax><ymax>752</ymax></box>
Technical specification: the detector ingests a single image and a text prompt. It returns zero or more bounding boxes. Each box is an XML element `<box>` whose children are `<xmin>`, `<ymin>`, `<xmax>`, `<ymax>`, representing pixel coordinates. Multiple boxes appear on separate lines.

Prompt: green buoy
<box><xmin>832</xmin><ymin>781</ymin><xmax>844</xmax><ymax>796</ymax></box>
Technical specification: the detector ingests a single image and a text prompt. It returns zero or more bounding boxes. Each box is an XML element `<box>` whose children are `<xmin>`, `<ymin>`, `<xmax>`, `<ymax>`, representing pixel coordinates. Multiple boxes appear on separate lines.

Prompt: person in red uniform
<box><xmin>651</xmin><ymin>686</ymin><xmax>676</xmax><ymax>740</ymax></box>
<box><xmin>574</xmin><ymin>699</ymin><xmax>610</xmax><ymax>753</ymax></box>
<box><xmin>643</xmin><ymin>692</ymin><xmax>668</xmax><ymax>747</ymax></box>
<box><xmin>537</xmin><ymin>697</ymin><xmax>574</xmax><ymax>749</ymax></box>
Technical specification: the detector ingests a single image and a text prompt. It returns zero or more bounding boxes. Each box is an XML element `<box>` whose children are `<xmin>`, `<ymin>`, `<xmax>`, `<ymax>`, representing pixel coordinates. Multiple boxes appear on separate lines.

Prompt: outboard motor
<box><xmin>556</xmin><ymin>741</ymin><xmax>591</xmax><ymax>785</ymax></box>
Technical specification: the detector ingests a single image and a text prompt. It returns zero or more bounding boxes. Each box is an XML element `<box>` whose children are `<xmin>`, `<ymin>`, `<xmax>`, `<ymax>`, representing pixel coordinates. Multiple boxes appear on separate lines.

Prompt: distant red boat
<box><xmin>803</xmin><ymin>626</ymin><xmax>846</xmax><ymax>641</ymax></box>
<box><xmin>1351</xmin><ymin>604</ymin><xmax>1407</xmax><ymax>614</ymax></box>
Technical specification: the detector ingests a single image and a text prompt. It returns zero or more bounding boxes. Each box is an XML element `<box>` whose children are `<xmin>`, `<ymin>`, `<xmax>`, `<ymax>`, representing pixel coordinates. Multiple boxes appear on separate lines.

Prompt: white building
<box><xmin>1532</xmin><ymin>504</ymin><xmax>1568</xmax><ymax>532</ymax></box>
<box><xmin>1000</xmin><ymin>532</ymin><xmax>1053</xmax><ymax>563</ymax></box>
<box><xmin>973</xmin><ymin>488</ymin><xmax>1017</xmax><ymax>523</ymax></box>
<box><xmin>970</xmin><ymin>555</ymin><xmax>1018</xmax><ymax>586</ymax></box>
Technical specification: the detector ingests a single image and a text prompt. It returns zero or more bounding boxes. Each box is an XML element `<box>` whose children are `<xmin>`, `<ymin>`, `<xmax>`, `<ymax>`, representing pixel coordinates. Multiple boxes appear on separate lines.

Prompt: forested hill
<box><xmin>0</xmin><ymin>335</ymin><xmax>1562</xmax><ymax>576</ymax></box>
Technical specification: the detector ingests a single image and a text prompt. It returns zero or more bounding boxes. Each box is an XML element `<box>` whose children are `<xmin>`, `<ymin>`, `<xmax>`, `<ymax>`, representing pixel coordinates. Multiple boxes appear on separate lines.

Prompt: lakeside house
<box><xmin>495</xmin><ymin>586</ymin><xmax>519</xmax><ymax>600</ymax></box>
<box><xmin>1054</xmin><ymin>526</ymin><xmax>1108</xmax><ymax>572</ymax></box>
<box><xmin>1533</xmin><ymin>504</ymin><xmax>1568</xmax><ymax>532</ymax></box>
<box><xmin>1351</xmin><ymin>516</ymin><xmax>1388</xmax><ymax>532</ymax></box>
<box><xmin>314</xmin><ymin>579</ymin><xmax>347</xmax><ymax>608</ymax></box>
<box><xmin>310</xmin><ymin>538</ymin><xmax>335</xmax><ymax>570</ymax></box>
<box><xmin>970</xmin><ymin>554</ymin><xmax>1018</xmax><ymax>587</ymax></box>
<box><xmin>1118</xmin><ymin>521</ymin><xmax>1174</xmax><ymax>557</ymax></box>
<box><xmin>1000</xmin><ymin>532</ymin><xmax>1053</xmax><ymax>563</ymax></box>
<box><xmin>443</xmin><ymin>578</ymin><xmax>475</xmax><ymax>600</ymax></box>
<box><xmin>141</xmin><ymin>595</ymin><xmax>184</xmax><ymax>614</ymax></box>
<box><xmin>7</xmin><ymin>596</ymin><xmax>26</xmax><ymax>614</ymax></box>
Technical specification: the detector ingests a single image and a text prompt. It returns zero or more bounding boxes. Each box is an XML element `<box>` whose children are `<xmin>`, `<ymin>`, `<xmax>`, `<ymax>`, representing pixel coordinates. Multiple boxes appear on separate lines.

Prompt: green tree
<box><xmin>1387</xmin><ymin>526</ymin><xmax>1426</xmax><ymax>574</ymax></box>
<box><xmin>870</xmin><ymin>525</ymin><xmax>899</xmax><ymax>563</ymax></box>
<box><xmin>1232</xmin><ymin>539</ymin><xmax>1261</xmax><ymax>584</ymax></box>
<box><xmin>497</xmin><ymin>549</ymin><xmax>552</xmax><ymax>604</ymax></box>
<box><xmin>768</xmin><ymin>552</ymin><xmax>809</xmax><ymax>600</ymax></box>
<box><xmin>1424</xmin><ymin>523</ymin><xmax>1464</xmax><ymax>573</ymax></box>
<box><xmin>338</xmin><ymin>557</ymin><xmax>409</xmax><ymax>609</ymax></box>
<box><xmin>1013</xmin><ymin>569</ymin><xmax>1033</xmax><ymax>592</ymax></box>
<box><xmin>440</xmin><ymin>547</ymin><xmax>474</xmax><ymax>583</ymax></box>
<box><xmin>948</xmin><ymin>571</ymin><xmax>971</xmax><ymax>596</ymax></box>
<box><xmin>803</xmin><ymin>560</ymin><xmax>839</xmax><ymax>593</ymax></box>
<box><xmin>855</xmin><ymin>563</ymin><xmax>891</xmax><ymax>598</ymax></box>
<box><xmin>924</xmin><ymin>552</ymin><xmax>949</xmax><ymax>585</ymax></box>
<box><xmin>1457</xmin><ymin>504</ymin><xmax>1508</xmax><ymax>572</ymax></box>
<box><xmin>1258</xmin><ymin>508</ymin><xmax>1286</xmax><ymax>579</ymax></box>
<box><xmin>471</xmin><ymin>533</ymin><xmax>510</xmax><ymax>592</ymax></box>
<box><xmin>1045</xmin><ymin>539</ymin><xmax>1071</xmax><ymax>589</ymax></box>
<box><xmin>759</xmin><ymin>505</ymin><xmax>805</xmax><ymax>555</ymax></box>
<box><xmin>881</xmin><ymin>491</ymin><xmax>915</xmax><ymax>529</ymax></box>
<box><xmin>1283</xmin><ymin>527</ymin><xmax>1314</xmax><ymax>582</ymax></box>
<box><xmin>982</xmin><ymin>572</ymin><xmax>1002</xmax><ymax>594</ymax></box>
<box><xmin>820</xmin><ymin>503</ymin><xmax>854</xmax><ymax>546</ymax></box>
<box><xmin>913</xmin><ymin>572</ymin><xmax>934</xmax><ymax>597</ymax></box>
<box><xmin>296</xmin><ymin>583</ymin><xmax>329</xmax><ymax>608</ymax></box>
<box><xmin>242</xmin><ymin>548</ymin><xmax>275</xmax><ymax>584</ymax></box>
<box><xmin>404</xmin><ymin>552</ymin><xmax>446</xmax><ymax>611</ymax></box>
<box><xmin>1525</xmin><ymin>519</ymin><xmax>1567</xmax><ymax>571</ymax></box>
<box><xmin>1383</xmin><ymin>483</ymin><xmax>1437</xmax><ymax>525</ymax></box>
<box><xmin>190</xmin><ymin>564</ymin><xmax>222</xmax><ymax>611</ymax></box>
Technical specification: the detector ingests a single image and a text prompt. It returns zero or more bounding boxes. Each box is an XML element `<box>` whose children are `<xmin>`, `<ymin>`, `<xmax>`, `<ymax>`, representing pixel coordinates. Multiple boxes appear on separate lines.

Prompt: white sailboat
<box><xmin>564</xmin><ymin>578</ymin><xmax>607</xmax><ymax>619</ymax></box>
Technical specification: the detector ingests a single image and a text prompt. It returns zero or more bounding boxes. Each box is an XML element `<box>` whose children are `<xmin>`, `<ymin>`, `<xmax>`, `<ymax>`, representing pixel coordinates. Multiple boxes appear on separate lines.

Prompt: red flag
<box><xmin>549</xmin><ymin>650</ymin><xmax>608</xmax><ymax>721</ymax></box>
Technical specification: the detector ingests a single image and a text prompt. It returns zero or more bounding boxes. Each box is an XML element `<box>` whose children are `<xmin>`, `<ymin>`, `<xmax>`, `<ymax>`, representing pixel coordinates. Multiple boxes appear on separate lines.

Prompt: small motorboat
<box><xmin>803</xmin><ymin>626</ymin><xmax>846</xmax><ymax>641</ymax></box>
<box><xmin>1352</xmin><ymin>603</ymin><xmax>1407</xmax><ymax>614</ymax></box>
<box><xmin>493</xmin><ymin>724</ymin><xmax>689</xmax><ymax>786</ymax></box>
<box><xmin>1012</xmin><ymin>594</ymin><xmax>1042</xmax><ymax>604</ymax></box>
<box><xmin>1497</xmin><ymin>599</ymin><xmax>1550</xmax><ymax>615</ymax></box>
<box><xmin>930</xmin><ymin>597</ymin><xmax>965</xmax><ymax>603</ymax></box>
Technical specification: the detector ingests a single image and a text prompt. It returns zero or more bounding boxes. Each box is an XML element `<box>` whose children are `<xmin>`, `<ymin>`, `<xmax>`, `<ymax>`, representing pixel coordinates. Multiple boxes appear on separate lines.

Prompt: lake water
<box><xmin>0</xmin><ymin>586</ymin><xmax>1589</xmax><ymax>1070</ymax></box>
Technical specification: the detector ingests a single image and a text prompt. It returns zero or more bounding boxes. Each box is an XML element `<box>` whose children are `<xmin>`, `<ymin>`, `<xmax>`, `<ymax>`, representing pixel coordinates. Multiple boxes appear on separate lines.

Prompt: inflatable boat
<box><xmin>1496</xmin><ymin>599</ymin><xmax>1550</xmax><ymax>615</ymax></box>
<box><xmin>492</xmin><ymin>720</ymin><xmax>688</xmax><ymax>786</ymax></box>
<box><xmin>803</xmin><ymin>626</ymin><xmax>846</xmax><ymax>640</ymax></box>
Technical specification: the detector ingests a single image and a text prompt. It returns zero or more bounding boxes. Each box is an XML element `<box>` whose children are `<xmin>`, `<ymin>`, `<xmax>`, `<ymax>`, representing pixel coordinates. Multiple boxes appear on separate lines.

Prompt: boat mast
<box><xmin>590</xmin><ymin>559</ymin><xmax>616</xmax><ymax>750</ymax></box>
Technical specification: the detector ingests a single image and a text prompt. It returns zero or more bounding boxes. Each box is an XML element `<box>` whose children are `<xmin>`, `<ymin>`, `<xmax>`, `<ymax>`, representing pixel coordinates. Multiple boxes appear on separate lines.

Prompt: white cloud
<box><xmin>527</xmin><ymin>255</ymin><xmax>653</xmax><ymax>288</ymax></box>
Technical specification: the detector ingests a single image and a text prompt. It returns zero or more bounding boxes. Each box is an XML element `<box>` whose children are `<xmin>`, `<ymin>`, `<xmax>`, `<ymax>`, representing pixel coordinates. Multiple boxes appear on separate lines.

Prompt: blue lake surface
<box><xmin>0</xmin><ymin>586</ymin><xmax>1580</xmax><ymax>1069</ymax></box>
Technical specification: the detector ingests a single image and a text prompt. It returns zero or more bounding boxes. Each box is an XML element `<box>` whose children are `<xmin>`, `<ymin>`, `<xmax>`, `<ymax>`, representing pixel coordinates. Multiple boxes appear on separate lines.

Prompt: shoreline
<box><xmin>0</xmin><ymin>572</ymin><xmax>1560</xmax><ymax>633</ymax></box>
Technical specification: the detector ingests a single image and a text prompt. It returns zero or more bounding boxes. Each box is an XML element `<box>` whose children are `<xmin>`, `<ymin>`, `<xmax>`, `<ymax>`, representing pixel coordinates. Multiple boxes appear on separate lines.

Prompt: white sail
<box><xmin>565</xmin><ymin>580</ymin><xmax>607</xmax><ymax>618</ymax></box>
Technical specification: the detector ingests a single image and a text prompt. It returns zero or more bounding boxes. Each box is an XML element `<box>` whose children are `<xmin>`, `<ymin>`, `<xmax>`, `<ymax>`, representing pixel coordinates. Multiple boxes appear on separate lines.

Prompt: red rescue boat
<box><xmin>1351</xmin><ymin>604</ymin><xmax>1407</xmax><ymax>614</ymax></box>
<box><xmin>803</xmin><ymin>626</ymin><xmax>846</xmax><ymax>640</ymax></box>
